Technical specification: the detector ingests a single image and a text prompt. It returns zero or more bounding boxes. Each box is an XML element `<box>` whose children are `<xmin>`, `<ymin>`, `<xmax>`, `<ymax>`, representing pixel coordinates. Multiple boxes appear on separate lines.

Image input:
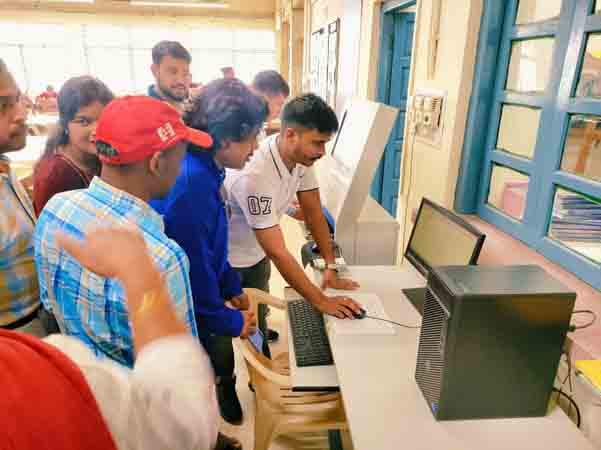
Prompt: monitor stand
<box><xmin>402</xmin><ymin>287</ymin><xmax>426</xmax><ymax>316</ymax></box>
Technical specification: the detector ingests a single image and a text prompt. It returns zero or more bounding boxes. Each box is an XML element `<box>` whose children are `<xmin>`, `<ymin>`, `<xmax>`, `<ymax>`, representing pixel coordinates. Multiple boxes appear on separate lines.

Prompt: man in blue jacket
<box><xmin>151</xmin><ymin>78</ymin><xmax>268</xmax><ymax>425</ymax></box>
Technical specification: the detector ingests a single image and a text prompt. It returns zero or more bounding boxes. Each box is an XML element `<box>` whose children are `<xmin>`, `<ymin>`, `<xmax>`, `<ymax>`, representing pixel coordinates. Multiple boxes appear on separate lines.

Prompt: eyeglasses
<box><xmin>0</xmin><ymin>93</ymin><xmax>23</xmax><ymax>114</ymax></box>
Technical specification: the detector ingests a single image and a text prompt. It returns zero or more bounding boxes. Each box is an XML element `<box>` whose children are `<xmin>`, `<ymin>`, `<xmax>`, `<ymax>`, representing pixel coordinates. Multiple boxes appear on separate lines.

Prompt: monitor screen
<box><xmin>405</xmin><ymin>198</ymin><xmax>485</xmax><ymax>276</ymax></box>
<box><xmin>330</xmin><ymin>108</ymin><xmax>366</xmax><ymax>170</ymax></box>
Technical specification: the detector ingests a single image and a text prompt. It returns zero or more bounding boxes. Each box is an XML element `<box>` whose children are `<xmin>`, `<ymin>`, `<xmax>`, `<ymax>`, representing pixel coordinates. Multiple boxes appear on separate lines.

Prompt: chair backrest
<box><xmin>238</xmin><ymin>289</ymin><xmax>344</xmax><ymax>412</ymax></box>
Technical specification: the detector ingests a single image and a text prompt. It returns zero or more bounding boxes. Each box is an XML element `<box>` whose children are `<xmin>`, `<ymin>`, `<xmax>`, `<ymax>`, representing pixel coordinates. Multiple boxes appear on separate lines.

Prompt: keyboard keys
<box><xmin>288</xmin><ymin>299</ymin><xmax>334</xmax><ymax>367</ymax></box>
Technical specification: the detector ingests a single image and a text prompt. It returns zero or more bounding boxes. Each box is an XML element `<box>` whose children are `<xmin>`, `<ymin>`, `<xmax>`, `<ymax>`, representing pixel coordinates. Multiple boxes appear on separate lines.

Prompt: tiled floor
<box><xmin>220</xmin><ymin>216</ymin><xmax>353</xmax><ymax>450</ymax></box>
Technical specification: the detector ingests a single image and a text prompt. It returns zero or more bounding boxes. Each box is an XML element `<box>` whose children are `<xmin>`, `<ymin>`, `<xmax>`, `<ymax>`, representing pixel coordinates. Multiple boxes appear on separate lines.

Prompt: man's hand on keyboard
<box><xmin>314</xmin><ymin>294</ymin><xmax>362</xmax><ymax>319</ymax></box>
<box><xmin>321</xmin><ymin>269</ymin><xmax>360</xmax><ymax>291</ymax></box>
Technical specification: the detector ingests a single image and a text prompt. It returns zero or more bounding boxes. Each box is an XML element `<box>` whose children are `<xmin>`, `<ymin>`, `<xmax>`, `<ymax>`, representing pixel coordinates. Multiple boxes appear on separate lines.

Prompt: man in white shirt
<box><xmin>225</xmin><ymin>94</ymin><xmax>362</xmax><ymax>355</ymax></box>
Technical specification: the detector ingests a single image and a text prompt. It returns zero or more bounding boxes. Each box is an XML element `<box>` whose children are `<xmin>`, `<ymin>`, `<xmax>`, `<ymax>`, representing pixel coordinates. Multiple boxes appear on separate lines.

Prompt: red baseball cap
<box><xmin>95</xmin><ymin>96</ymin><xmax>213</xmax><ymax>165</ymax></box>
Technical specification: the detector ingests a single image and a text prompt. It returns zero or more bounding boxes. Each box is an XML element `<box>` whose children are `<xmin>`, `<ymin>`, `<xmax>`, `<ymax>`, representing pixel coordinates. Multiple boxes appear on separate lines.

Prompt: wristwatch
<box><xmin>325</xmin><ymin>263</ymin><xmax>339</xmax><ymax>272</ymax></box>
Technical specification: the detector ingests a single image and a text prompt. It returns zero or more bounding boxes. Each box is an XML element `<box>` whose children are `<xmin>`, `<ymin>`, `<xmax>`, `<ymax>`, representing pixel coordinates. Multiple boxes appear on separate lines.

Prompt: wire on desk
<box><xmin>364</xmin><ymin>315</ymin><xmax>421</xmax><ymax>329</ymax></box>
<box><xmin>569</xmin><ymin>309</ymin><xmax>597</xmax><ymax>331</ymax></box>
<box><xmin>551</xmin><ymin>388</ymin><xmax>581</xmax><ymax>428</ymax></box>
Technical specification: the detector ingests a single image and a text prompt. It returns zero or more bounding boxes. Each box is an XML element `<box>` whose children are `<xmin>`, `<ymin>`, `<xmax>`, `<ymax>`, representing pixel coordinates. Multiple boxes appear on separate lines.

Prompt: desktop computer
<box><xmin>402</xmin><ymin>198</ymin><xmax>485</xmax><ymax>314</ymax></box>
<box><xmin>415</xmin><ymin>265</ymin><xmax>576</xmax><ymax>420</ymax></box>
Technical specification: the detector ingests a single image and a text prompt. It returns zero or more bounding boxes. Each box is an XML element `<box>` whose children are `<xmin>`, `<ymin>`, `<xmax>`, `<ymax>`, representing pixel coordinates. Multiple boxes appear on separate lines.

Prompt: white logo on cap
<box><xmin>157</xmin><ymin>122</ymin><xmax>176</xmax><ymax>142</ymax></box>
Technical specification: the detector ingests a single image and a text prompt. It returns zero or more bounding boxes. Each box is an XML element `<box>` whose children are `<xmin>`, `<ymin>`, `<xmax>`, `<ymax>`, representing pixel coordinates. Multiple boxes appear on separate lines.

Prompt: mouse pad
<box><xmin>325</xmin><ymin>293</ymin><xmax>396</xmax><ymax>336</ymax></box>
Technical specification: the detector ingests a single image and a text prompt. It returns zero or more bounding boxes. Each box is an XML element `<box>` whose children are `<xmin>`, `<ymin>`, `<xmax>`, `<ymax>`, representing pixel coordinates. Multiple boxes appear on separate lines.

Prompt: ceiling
<box><xmin>0</xmin><ymin>0</ymin><xmax>277</xmax><ymax>20</ymax></box>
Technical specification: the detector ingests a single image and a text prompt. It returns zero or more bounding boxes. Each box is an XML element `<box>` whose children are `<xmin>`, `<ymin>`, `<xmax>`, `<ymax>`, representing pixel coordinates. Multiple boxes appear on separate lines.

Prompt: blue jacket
<box><xmin>147</xmin><ymin>85</ymin><xmax>163</xmax><ymax>101</ymax></box>
<box><xmin>151</xmin><ymin>151</ymin><xmax>244</xmax><ymax>343</ymax></box>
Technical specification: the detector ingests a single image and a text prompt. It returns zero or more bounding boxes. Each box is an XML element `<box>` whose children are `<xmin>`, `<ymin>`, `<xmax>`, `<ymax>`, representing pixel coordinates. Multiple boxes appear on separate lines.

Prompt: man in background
<box><xmin>35</xmin><ymin>96</ymin><xmax>208</xmax><ymax>367</ymax></box>
<box><xmin>221</xmin><ymin>67</ymin><xmax>236</xmax><ymax>79</ymax></box>
<box><xmin>0</xmin><ymin>58</ymin><xmax>44</xmax><ymax>336</ymax></box>
<box><xmin>36</xmin><ymin>84</ymin><xmax>58</xmax><ymax>113</ymax></box>
<box><xmin>252</xmin><ymin>70</ymin><xmax>289</xmax><ymax>139</ymax></box>
<box><xmin>148</xmin><ymin>41</ymin><xmax>191</xmax><ymax>113</ymax></box>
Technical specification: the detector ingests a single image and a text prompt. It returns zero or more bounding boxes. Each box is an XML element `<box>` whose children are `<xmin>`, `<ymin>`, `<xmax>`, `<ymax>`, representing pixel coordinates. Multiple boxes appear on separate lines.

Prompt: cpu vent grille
<box><xmin>415</xmin><ymin>287</ymin><xmax>450</xmax><ymax>413</ymax></box>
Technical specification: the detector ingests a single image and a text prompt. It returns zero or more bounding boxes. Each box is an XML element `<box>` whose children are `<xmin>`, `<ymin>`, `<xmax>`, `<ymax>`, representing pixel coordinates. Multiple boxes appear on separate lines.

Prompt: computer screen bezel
<box><xmin>404</xmin><ymin>197</ymin><xmax>486</xmax><ymax>277</ymax></box>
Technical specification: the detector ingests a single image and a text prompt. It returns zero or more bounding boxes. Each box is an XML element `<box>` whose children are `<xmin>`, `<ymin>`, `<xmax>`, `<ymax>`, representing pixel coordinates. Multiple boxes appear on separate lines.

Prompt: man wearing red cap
<box><xmin>34</xmin><ymin>95</ymin><xmax>211</xmax><ymax>367</ymax></box>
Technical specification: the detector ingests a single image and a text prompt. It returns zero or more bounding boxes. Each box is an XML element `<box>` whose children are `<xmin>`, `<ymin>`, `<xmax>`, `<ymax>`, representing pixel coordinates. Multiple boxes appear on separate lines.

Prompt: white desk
<box><xmin>321</xmin><ymin>264</ymin><xmax>594</xmax><ymax>450</ymax></box>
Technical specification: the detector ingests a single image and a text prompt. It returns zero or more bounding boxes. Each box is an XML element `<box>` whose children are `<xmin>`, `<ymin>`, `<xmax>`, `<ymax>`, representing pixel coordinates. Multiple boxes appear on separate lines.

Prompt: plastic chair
<box><xmin>236</xmin><ymin>288</ymin><xmax>348</xmax><ymax>450</ymax></box>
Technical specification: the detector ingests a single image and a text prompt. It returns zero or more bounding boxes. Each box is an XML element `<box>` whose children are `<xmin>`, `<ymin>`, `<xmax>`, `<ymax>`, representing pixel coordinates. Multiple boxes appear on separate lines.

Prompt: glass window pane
<box><xmin>595</xmin><ymin>1</ymin><xmax>601</xmax><ymax>15</ymax></box>
<box><xmin>487</xmin><ymin>165</ymin><xmax>530</xmax><ymax>220</ymax></box>
<box><xmin>190</xmin><ymin>50</ymin><xmax>233</xmax><ymax>84</ymax></box>
<box><xmin>506</xmin><ymin>38</ymin><xmax>554</xmax><ymax>94</ymax></box>
<box><xmin>0</xmin><ymin>22</ymin><xmax>28</xmax><ymax>45</ymax></box>
<box><xmin>233</xmin><ymin>51</ymin><xmax>277</xmax><ymax>84</ymax></box>
<box><xmin>515</xmin><ymin>0</ymin><xmax>562</xmax><ymax>25</ymax></box>
<box><xmin>180</xmin><ymin>27</ymin><xmax>234</xmax><ymax>51</ymax></box>
<box><xmin>497</xmin><ymin>104</ymin><xmax>541</xmax><ymax>159</ymax></box>
<box><xmin>233</xmin><ymin>30</ymin><xmax>275</xmax><ymax>51</ymax></box>
<box><xmin>132</xmin><ymin>49</ymin><xmax>154</xmax><ymax>95</ymax></box>
<box><xmin>560</xmin><ymin>115</ymin><xmax>601</xmax><ymax>183</ymax></box>
<box><xmin>85</xmin><ymin>25</ymin><xmax>130</xmax><ymax>47</ymax></box>
<box><xmin>548</xmin><ymin>188</ymin><xmax>601</xmax><ymax>264</ymax></box>
<box><xmin>87</xmin><ymin>48</ymin><xmax>133</xmax><ymax>95</ymax></box>
<box><xmin>0</xmin><ymin>45</ymin><xmax>27</xmax><ymax>91</ymax></box>
<box><xmin>575</xmin><ymin>34</ymin><xmax>601</xmax><ymax>98</ymax></box>
<box><xmin>131</xmin><ymin>26</ymin><xmax>172</xmax><ymax>48</ymax></box>
<box><xmin>23</xmin><ymin>46</ymin><xmax>85</xmax><ymax>95</ymax></box>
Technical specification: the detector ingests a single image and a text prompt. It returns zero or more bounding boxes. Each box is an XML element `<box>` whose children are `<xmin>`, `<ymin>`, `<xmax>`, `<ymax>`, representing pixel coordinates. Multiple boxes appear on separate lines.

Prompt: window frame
<box><xmin>457</xmin><ymin>0</ymin><xmax>601</xmax><ymax>290</ymax></box>
<box><xmin>0</xmin><ymin>22</ymin><xmax>277</xmax><ymax>95</ymax></box>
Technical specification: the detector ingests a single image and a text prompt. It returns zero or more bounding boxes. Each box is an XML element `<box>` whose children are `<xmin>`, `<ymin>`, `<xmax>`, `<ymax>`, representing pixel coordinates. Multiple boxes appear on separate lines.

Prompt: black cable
<box><xmin>551</xmin><ymin>388</ymin><xmax>581</xmax><ymax>428</ymax></box>
<box><xmin>364</xmin><ymin>315</ymin><xmax>421</xmax><ymax>329</ymax></box>
<box><xmin>569</xmin><ymin>309</ymin><xmax>597</xmax><ymax>331</ymax></box>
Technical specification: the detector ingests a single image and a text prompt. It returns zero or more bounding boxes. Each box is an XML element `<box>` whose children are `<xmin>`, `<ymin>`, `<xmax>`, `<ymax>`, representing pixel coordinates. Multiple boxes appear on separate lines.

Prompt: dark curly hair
<box><xmin>152</xmin><ymin>41</ymin><xmax>191</xmax><ymax>65</ymax></box>
<box><xmin>184</xmin><ymin>78</ymin><xmax>268</xmax><ymax>153</ymax></box>
<box><xmin>281</xmin><ymin>93</ymin><xmax>339</xmax><ymax>134</ymax></box>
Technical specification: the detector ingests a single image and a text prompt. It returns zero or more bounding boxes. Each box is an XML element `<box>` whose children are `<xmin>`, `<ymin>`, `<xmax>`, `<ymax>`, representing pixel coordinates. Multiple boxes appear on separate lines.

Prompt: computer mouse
<box><xmin>349</xmin><ymin>307</ymin><xmax>366</xmax><ymax>319</ymax></box>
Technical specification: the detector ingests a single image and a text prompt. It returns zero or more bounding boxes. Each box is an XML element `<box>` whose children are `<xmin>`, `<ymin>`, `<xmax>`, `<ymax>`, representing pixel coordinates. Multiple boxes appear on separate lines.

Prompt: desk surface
<box><xmin>327</xmin><ymin>265</ymin><xmax>593</xmax><ymax>450</ymax></box>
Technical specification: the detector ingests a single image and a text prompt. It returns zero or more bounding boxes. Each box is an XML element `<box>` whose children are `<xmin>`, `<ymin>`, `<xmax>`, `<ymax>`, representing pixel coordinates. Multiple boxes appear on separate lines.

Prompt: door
<box><xmin>371</xmin><ymin>10</ymin><xmax>415</xmax><ymax>216</ymax></box>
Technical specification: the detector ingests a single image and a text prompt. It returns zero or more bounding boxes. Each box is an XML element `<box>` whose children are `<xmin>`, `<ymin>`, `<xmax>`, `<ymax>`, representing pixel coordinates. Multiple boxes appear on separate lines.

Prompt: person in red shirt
<box><xmin>39</xmin><ymin>85</ymin><xmax>57</xmax><ymax>99</ymax></box>
<box><xmin>35</xmin><ymin>85</ymin><xmax>59</xmax><ymax>113</ymax></box>
<box><xmin>33</xmin><ymin>76</ymin><xmax>113</xmax><ymax>216</ymax></box>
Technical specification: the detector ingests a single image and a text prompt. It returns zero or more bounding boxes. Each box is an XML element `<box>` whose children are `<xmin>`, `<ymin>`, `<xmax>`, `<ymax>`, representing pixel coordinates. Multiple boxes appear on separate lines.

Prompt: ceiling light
<box><xmin>43</xmin><ymin>0</ymin><xmax>95</xmax><ymax>3</ymax></box>
<box><xmin>130</xmin><ymin>1</ymin><xmax>229</xmax><ymax>7</ymax></box>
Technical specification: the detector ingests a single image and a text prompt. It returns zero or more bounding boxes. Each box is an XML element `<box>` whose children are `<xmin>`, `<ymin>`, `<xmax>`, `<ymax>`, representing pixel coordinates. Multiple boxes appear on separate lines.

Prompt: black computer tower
<box><xmin>415</xmin><ymin>265</ymin><xmax>576</xmax><ymax>421</ymax></box>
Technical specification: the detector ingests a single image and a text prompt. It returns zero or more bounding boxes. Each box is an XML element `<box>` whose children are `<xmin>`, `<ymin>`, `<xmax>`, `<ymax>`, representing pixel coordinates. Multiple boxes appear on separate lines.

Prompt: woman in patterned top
<box><xmin>33</xmin><ymin>76</ymin><xmax>113</xmax><ymax>216</ymax></box>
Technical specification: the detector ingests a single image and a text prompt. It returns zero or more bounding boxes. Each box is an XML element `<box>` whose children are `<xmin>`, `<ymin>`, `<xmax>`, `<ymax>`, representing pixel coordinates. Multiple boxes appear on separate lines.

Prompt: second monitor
<box><xmin>403</xmin><ymin>198</ymin><xmax>486</xmax><ymax>313</ymax></box>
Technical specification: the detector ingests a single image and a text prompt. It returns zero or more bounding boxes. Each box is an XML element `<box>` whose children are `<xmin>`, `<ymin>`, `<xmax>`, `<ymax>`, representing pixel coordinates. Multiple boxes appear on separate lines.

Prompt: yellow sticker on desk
<box><xmin>575</xmin><ymin>360</ymin><xmax>601</xmax><ymax>391</ymax></box>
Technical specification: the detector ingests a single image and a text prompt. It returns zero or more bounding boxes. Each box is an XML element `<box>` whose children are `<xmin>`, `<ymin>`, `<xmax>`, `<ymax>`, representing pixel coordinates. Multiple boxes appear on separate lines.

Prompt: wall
<box><xmin>0</xmin><ymin>8</ymin><xmax>273</xmax><ymax>29</ymax></box>
<box><xmin>395</xmin><ymin>0</ymin><xmax>484</xmax><ymax>259</ymax></box>
<box><xmin>303</xmin><ymin>0</ymin><xmax>484</xmax><ymax>261</ymax></box>
<box><xmin>0</xmin><ymin>0</ymin><xmax>275</xmax><ymax>22</ymax></box>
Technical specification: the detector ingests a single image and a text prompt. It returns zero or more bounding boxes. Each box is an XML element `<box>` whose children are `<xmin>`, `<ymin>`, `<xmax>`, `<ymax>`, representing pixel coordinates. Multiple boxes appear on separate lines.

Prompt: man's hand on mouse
<box><xmin>321</xmin><ymin>268</ymin><xmax>360</xmax><ymax>291</ymax></box>
<box><xmin>313</xmin><ymin>293</ymin><xmax>362</xmax><ymax>319</ymax></box>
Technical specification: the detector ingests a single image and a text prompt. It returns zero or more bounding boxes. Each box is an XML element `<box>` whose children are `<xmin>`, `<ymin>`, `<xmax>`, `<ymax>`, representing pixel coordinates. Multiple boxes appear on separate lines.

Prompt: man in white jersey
<box><xmin>225</xmin><ymin>94</ymin><xmax>361</xmax><ymax>356</ymax></box>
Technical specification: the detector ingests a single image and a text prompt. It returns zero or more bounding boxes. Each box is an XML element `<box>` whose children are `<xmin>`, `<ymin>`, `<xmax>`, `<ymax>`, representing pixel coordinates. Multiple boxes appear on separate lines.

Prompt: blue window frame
<box><xmin>458</xmin><ymin>0</ymin><xmax>601</xmax><ymax>290</ymax></box>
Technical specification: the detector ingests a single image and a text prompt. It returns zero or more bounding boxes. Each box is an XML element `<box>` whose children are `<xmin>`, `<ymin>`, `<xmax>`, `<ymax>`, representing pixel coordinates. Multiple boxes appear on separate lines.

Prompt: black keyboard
<box><xmin>287</xmin><ymin>299</ymin><xmax>334</xmax><ymax>367</ymax></box>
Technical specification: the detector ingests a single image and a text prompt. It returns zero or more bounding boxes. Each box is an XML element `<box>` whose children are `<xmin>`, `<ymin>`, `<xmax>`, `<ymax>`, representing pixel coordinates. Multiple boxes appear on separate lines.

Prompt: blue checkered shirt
<box><xmin>34</xmin><ymin>177</ymin><xmax>198</xmax><ymax>367</ymax></box>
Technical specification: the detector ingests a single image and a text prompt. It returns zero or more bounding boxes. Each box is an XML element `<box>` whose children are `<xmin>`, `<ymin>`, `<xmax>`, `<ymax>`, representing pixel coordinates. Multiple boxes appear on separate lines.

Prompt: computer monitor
<box><xmin>330</xmin><ymin>109</ymin><xmax>361</xmax><ymax>171</ymax></box>
<box><xmin>403</xmin><ymin>198</ymin><xmax>485</xmax><ymax>313</ymax></box>
<box><xmin>317</xmin><ymin>99</ymin><xmax>399</xmax><ymax>264</ymax></box>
